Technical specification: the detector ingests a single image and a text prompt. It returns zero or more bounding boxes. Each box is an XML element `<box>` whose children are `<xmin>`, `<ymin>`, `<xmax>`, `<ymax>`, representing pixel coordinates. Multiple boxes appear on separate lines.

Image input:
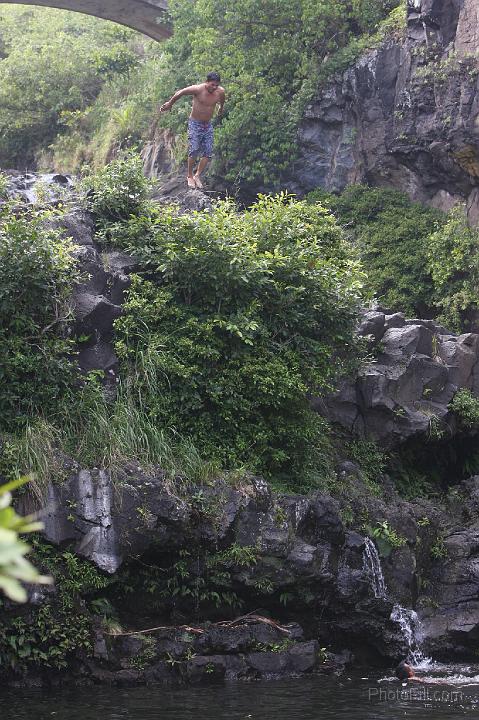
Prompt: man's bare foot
<box><xmin>187</xmin><ymin>176</ymin><xmax>196</xmax><ymax>189</ymax></box>
<box><xmin>193</xmin><ymin>174</ymin><xmax>204</xmax><ymax>189</ymax></box>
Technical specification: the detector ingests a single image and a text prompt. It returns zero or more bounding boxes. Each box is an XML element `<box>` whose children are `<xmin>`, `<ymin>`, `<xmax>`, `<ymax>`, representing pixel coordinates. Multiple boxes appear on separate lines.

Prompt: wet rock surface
<box><xmin>4</xmin><ymin>171</ymin><xmax>75</xmax><ymax>205</ymax></box>
<box><xmin>86</xmin><ymin>619</ymin><xmax>343</xmax><ymax>686</ymax></box>
<box><xmin>420</xmin><ymin>478</ymin><xmax>479</xmax><ymax>660</ymax></box>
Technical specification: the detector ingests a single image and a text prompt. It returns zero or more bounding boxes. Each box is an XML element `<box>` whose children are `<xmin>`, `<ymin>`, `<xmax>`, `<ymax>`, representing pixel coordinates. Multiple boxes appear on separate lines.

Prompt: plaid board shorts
<box><xmin>188</xmin><ymin>118</ymin><xmax>214</xmax><ymax>158</ymax></box>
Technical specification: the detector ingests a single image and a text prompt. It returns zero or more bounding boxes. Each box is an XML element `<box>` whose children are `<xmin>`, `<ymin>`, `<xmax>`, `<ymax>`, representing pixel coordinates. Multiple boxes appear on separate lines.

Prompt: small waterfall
<box><xmin>362</xmin><ymin>537</ymin><xmax>387</xmax><ymax>599</ymax></box>
<box><xmin>390</xmin><ymin>605</ymin><xmax>431</xmax><ymax>668</ymax></box>
<box><xmin>362</xmin><ymin>537</ymin><xmax>431</xmax><ymax>665</ymax></box>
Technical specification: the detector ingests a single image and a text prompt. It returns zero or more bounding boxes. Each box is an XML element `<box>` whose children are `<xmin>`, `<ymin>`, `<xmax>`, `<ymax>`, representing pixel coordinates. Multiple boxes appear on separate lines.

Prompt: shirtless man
<box><xmin>159</xmin><ymin>72</ymin><xmax>225</xmax><ymax>189</ymax></box>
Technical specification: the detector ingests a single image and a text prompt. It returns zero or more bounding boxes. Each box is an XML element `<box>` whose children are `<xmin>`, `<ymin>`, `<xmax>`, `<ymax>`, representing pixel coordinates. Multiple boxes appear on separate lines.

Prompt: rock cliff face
<box><xmin>37</xmin><ymin>459</ymin><xmax>479</xmax><ymax>673</ymax></box>
<box><xmin>37</xmin><ymin>467</ymin><xmax>418</xmax><ymax>662</ymax></box>
<box><xmin>317</xmin><ymin>310</ymin><xmax>479</xmax><ymax>447</ymax></box>
<box><xmin>290</xmin><ymin>0</ymin><xmax>479</xmax><ymax>221</ymax></box>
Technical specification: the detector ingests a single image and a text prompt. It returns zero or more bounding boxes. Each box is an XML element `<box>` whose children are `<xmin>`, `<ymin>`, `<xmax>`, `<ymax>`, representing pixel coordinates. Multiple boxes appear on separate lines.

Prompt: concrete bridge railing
<box><xmin>0</xmin><ymin>0</ymin><xmax>172</xmax><ymax>41</ymax></box>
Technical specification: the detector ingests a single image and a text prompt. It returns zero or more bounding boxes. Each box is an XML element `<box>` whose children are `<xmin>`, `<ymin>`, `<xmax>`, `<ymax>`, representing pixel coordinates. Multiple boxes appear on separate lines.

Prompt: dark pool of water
<box><xmin>2</xmin><ymin>671</ymin><xmax>479</xmax><ymax>720</ymax></box>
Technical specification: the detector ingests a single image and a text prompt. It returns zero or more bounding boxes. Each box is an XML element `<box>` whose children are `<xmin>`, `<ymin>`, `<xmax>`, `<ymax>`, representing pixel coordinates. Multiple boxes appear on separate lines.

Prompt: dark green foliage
<box><xmin>0</xmin><ymin>540</ymin><xmax>110</xmax><ymax>672</ymax></box>
<box><xmin>0</xmin><ymin>205</ymin><xmax>78</xmax><ymax>430</ymax></box>
<box><xmin>387</xmin><ymin>434</ymin><xmax>479</xmax><ymax>500</ymax></box>
<box><xmin>308</xmin><ymin>186</ymin><xmax>479</xmax><ymax>333</ymax></box>
<box><xmin>308</xmin><ymin>185</ymin><xmax>445</xmax><ymax>317</ymax></box>
<box><xmin>346</xmin><ymin>438</ymin><xmax>386</xmax><ymax>493</ymax></box>
<box><xmin>427</xmin><ymin>206</ymin><xmax>479</xmax><ymax>331</ymax></box>
<box><xmin>88</xmin><ymin>160</ymin><xmax>365</xmax><ymax>483</ymax></box>
<box><xmin>117</xmin><ymin>545</ymin><xmax>259</xmax><ymax>617</ymax></box>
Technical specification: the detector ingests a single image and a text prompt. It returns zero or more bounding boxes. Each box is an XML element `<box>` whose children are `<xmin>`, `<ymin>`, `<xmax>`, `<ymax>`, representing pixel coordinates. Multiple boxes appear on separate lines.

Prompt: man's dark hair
<box><xmin>206</xmin><ymin>71</ymin><xmax>221</xmax><ymax>83</ymax></box>
<box><xmin>395</xmin><ymin>661</ymin><xmax>412</xmax><ymax>681</ymax></box>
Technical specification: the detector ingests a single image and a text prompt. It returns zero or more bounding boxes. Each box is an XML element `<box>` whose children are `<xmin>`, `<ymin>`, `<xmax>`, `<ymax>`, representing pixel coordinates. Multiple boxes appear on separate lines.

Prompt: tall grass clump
<box><xmin>2</xmin><ymin>373</ymin><xmax>220</xmax><ymax>496</ymax></box>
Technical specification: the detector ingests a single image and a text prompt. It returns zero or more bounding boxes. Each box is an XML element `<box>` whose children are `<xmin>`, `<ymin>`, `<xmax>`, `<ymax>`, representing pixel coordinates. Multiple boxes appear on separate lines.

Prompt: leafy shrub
<box><xmin>101</xmin><ymin>190</ymin><xmax>365</xmax><ymax>484</ymax></box>
<box><xmin>83</xmin><ymin>151</ymin><xmax>151</xmax><ymax>221</ymax></box>
<box><xmin>367</xmin><ymin>520</ymin><xmax>407</xmax><ymax>557</ymax></box>
<box><xmin>430</xmin><ymin>534</ymin><xmax>448</xmax><ymax>560</ymax></box>
<box><xmin>449</xmin><ymin>389</ymin><xmax>479</xmax><ymax>430</ymax></box>
<box><xmin>307</xmin><ymin>185</ymin><xmax>445</xmax><ymax>317</ymax></box>
<box><xmin>317</xmin><ymin>4</ymin><xmax>407</xmax><ymax>82</ymax></box>
<box><xmin>0</xmin><ymin>205</ymin><xmax>78</xmax><ymax>430</ymax></box>
<box><xmin>427</xmin><ymin>206</ymin><xmax>479</xmax><ymax>331</ymax></box>
<box><xmin>346</xmin><ymin>438</ymin><xmax>386</xmax><ymax>493</ymax></box>
<box><xmin>0</xmin><ymin>539</ymin><xmax>110</xmax><ymax>672</ymax></box>
<box><xmin>308</xmin><ymin>187</ymin><xmax>479</xmax><ymax>334</ymax></box>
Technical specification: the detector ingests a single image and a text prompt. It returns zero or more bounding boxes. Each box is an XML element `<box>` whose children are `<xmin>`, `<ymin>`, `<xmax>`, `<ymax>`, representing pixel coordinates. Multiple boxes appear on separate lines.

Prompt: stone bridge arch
<box><xmin>0</xmin><ymin>1</ymin><xmax>172</xmax><ymax>40</ymax></box>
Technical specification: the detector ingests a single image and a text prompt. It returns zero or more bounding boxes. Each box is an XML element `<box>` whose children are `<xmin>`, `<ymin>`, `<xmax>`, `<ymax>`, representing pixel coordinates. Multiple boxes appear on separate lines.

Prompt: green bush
<box><xmin>0</xmin><ymin>205</ymin><xmax>78</xmax><ymax>430</ymax></box>
<box><xmin>83</xmin><ymin>151</ymin><xmax>152</xmax><ymax>221</ymax></box>
<box><xmin>427</xmin><ymin>206</ymin><xmax>479</xmax><ymax>331</ymax></box>
<box><xmin>346</xmin><ymin>438</ymin><xmax>386</xmax><ymax>493</ymax></box>
<box><xmin>100</xmin><ymin>189</ymin><xmax>365</xmax><ymax>484</ymax></box>
<box><xmin>308</xmin><ymin>186</ymin><xmax>479</xmax><ymax>333</ymax></box>
<box><xmin>0</xmin><ymin>539</ymin><xmax>110</xmax><ymax>672</ymax></box>
<box><xmin>367</xmin><ymin>520</ymin><xmax>407</xmax><ymax>557</ymax></box>
<box><xmin>449</xmin><ymin>389</ymin><xmax>479</xmax><ymax>430</ymax></box>
<box><xmin>308</xmin><ymin>185</ymin><xmax>445</xmax><ymax>317</ymax></box>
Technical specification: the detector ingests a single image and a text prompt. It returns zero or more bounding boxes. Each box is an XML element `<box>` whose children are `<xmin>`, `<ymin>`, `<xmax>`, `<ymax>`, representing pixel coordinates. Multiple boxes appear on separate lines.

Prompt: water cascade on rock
<box><xmin>362</xmin><ymin>537</ymin><xmax>387</xmax><ymax>599</ymax></box>
<box><xmin>389</xmin><ymin>605</ymin><xmax>431</xmax><ymax>668</ymax></box>
<box><xmin>6</xmin><ymin>172</ymin><xmax>73</xmax><ymax>204</ymax></box>
<box><xmin>362</xmin><ymin>537</ymin><xmax>430</xmax><ymax>665</ymax></box>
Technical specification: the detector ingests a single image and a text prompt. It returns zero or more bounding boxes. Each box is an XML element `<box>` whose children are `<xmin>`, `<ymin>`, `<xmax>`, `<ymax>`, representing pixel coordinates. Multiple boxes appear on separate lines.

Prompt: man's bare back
<box><xmin>159</xmin><ymin>72</ymin><xmax>225</xmax><ymax>189</ymax></box>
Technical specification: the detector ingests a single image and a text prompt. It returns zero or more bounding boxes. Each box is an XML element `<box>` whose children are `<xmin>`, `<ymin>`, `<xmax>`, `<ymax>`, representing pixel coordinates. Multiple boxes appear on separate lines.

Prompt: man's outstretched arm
<box><xmin>159</xmin><ymin>85</ymin><xmax>199</xmax><ymax>113</ymax></box>
<box><xmin>217</xmin><ymin>88</ymin><xmax>226</xmax><ymax>117</ymax></box>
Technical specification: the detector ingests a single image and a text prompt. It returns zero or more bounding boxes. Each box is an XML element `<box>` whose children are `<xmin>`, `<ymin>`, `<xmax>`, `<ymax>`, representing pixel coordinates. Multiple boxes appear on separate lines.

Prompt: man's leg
<box><xmin>194</xmin><ymin>124</ymin><xmax>213</xmax><ymax>187</ymax></box>
<box><xmin>187</xmin><ymin>156</ymin><xmax>196</xmax><ymax>187</ymax></box>
<box><xmin>187</xmin><ymin>119</ymin><xmax>199</xmax><ymax>187</ymax></box>
<box><xmin>193</xmin><ymin>156</ymin><xmax>209</xmax><ymax>187</ymax></box>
